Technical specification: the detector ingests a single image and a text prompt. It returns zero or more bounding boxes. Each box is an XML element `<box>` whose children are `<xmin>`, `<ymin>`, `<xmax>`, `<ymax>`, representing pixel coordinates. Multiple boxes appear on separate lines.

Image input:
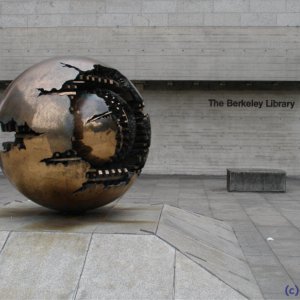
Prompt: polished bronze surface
<box><xmin>0</xmin><ymin>57</ymin><xmax>150</xmax><ymax>212</ymax></box>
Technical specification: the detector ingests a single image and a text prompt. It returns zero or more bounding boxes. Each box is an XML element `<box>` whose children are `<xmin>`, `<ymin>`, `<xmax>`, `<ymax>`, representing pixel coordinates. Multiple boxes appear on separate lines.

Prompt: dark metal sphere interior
<box><xmin>0</xmin><ymin>57</ymin><xmax>151</xmax><ymax>212</ymax></box>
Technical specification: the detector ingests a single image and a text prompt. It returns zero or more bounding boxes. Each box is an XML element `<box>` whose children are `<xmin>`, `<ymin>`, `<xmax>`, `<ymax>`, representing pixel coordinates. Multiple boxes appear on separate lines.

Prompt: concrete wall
<box><xmin>1</xmin><ymin>0</ymin><xmax>300</xmax><ymax>27</ymax></box>
<box><xmin>0</xmin><ymin>0</ymin><xmax>300</xmax><ymax>81</ymax></box>
<box><xmin>142</xmin><ymin>86</ymin><xmax>300</xmax><ymax>176</ymax></box>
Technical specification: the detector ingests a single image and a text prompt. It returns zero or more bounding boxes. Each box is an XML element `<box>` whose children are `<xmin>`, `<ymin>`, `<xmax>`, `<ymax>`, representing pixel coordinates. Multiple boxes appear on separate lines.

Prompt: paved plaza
<box><xmin>0</xmin><ymin>174</ymin><xmax>300</xmax><ymax>299</ymax></box>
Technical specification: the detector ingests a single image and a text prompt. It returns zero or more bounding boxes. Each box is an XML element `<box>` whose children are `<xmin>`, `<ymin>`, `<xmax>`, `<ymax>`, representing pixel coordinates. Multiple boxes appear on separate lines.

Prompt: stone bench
<box><xmin>227</xmin><ymin>168</ymin><xmax>286</xmax><ymax>192</ymax></box>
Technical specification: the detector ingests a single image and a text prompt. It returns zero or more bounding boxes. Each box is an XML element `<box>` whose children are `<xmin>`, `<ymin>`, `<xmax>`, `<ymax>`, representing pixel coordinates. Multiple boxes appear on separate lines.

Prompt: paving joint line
<box><xmin>155</xmin><ymin>204</ymin><xmax>164</xmax><ymax>234</ymax></box>
<box><xmin>172</xmin><ymin>249</ymin><xmax>177</xmax><ymax>300</ymax></box>
<box><xmin>0</xmin><ymin>231</ymin><xmax>11</xmax><ymax>256</ymax></box>
<box><xmin>72</xmin><ymin>232</ymin><xmax>93</xmax><ymax>300</ymax></box>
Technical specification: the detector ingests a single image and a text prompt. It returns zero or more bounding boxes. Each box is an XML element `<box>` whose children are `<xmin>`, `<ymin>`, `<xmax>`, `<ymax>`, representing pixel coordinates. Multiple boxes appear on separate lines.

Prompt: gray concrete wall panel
<box><xmin>0</xmin><ymin>0</ymin><xmax>299</xmax><ymax>81</ymax></box>
<box><xmin>142</xmin><ymin>88</ymin><xmax>300</xmax><ymax>175</ymax></box>
<box><xmin>1</xmin><ymin>0</ymin><xmax>300</xmax><ymax>27</ymax></box>
<box><xmin>0</xmin><ymin>27</ymin><xmax>299</xmax><ymax>81</ymax></box>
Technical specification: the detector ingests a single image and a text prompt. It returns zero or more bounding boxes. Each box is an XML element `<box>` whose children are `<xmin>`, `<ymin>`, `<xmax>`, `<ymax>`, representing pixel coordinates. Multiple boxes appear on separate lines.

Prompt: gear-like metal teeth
<box><xmin>97</xmin><ymin>89</ymin><xmax>135</xmax><ymax>162</ymax></box>
<box><xmin>0</xmin><ymin>120</ymin><xmax>17</xmax><ymax>132</ymax></box>
<box><xmin>135</xmin><ymin>131</ymin><xmax>150</xmax><ymax>142</ymax></box>
<box><xmin>2</xmin><ymin>142</ymin><xmax>14</xmax><ymax>152</ymax></box>
<box><xmin>77</xmin><ymin>74</ymin><xmax>120</xmax><ymax>88</ymax></box>
<box><xmin>1</xmin><ymin>121</ymin><xmax>41</xmax><ymax>152</ymax></box>
<box><xmin>53</xmin><ymin>149</ymin><xmax>78</xmax><ymax>158</ymax></box>
<box><xmin>41</xmin><ymin>149</ymin><xmax>81</xmax><ymax>165</ymax></box>
<box><xmin>134</xmin><ymin>142</ymin><xmax>150</xmax><ymax>148</ymax></box>
<box><xmin>2</xmin><ymin>140</ymin><xmax>26</xmax><ymax>152</ymax></box>
<box><xmin>85</xmin><ymin>167</ymin><xmax>129</xmax><ymax>182</ymax></box>
<box><xmin>126</xmin><ymin>160</ymin><xmax>146</xmax><ymax>171</ymax></box>
<box><xmin>135</xmin><ymin>135</ymin><xmax>150</xmax><ymax>142</ymax></box>
<box><xmin>46</xmin><ymin>66</ymin><xmax>141</xmax><ymax>169</ymax></box>
<box><xmin>124</xmin><ymin>113</ymin><xmax>150</xmax><ymax>171</ymax></box>
<box><xmin>130</xmin><ymin>148</ymin><xmax>149</xmax><ymax>154</ymax></box>
<box><xmin>131</xmin><ymin>102</ymin><xmax>144</xmax><ymax>109</ymax></box>
<box><xmin>78</xmin><ymin>173</ymin><xmax>130</xmax><ymax>192</ymax></box>
<box><xmin>134</xmin><ymin>113</ymin><xmax>147</xmax><ymax>120</ymax></box>
<box><xmin>88</xmin><ymin>65</ymin><xmax>146</xmax><ymax>117</ymax></box>
<box><xmin>40</xmin><ymin>74</ymin><xmax>120</xmax><ymax>98</ymax></box>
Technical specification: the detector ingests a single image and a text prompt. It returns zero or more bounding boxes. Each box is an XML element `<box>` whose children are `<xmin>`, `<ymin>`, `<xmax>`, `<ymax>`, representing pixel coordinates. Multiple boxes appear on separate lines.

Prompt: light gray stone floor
<box><xmin>121</xmin><ymin>175</ymin><xmax>300</xmax><ymax>300</ymax></box>
<box><xmin>1</xmin><ymin>174</ymin><xmax>300</xmax><ymax>299</ymax></box>
<box><xmin>0</xmin><ymin>200</ymin><xmax>254</xmax><ymax>298</ymax></box>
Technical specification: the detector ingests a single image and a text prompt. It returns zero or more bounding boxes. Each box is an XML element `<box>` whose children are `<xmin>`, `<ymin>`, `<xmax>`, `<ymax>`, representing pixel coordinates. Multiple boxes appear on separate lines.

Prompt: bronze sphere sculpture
<box><xmin>0</xmin><ymin>57</ymin><xmax>150</xmax><ymax>212</ymax></box>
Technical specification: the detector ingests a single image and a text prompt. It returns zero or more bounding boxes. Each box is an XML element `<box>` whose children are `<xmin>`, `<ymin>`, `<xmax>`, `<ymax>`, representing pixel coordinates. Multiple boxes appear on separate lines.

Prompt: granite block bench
<box><xmin>227</xmin><ymin>168</ymin><xmax>286</xmax><ymax>192</ymax></box>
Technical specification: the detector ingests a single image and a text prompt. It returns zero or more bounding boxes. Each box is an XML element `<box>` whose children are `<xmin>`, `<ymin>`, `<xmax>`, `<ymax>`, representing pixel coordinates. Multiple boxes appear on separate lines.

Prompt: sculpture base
<box><xmin>0</xmin><ymin>201</ymin><xmax>262</xmax><ymax>299</ymax></box>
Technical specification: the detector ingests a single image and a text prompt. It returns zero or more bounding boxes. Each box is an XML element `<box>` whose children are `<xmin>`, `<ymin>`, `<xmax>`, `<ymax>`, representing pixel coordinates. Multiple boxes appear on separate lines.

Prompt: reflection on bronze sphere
<box><xmin>0</xmin><ymin>57</ymin><xmax>151</xmax><ymax>212</ymax></box>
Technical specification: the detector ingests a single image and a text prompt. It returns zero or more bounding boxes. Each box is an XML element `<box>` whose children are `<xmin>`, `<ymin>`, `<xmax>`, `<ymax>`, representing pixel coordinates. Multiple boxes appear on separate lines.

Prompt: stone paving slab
<box><xmin>235</xmin><ymin>230</ymin><xmax>273</xmax><ymax>256</ymax></box>
<box><xmin>257</xmin><ymin>225</ymin><xmax>300</xmax><ymax>240</ymax></box>
<box><xmin>76</xmin><ymin>234</ymin><xmax>175</xmax><ymax>300</ymax></box>
<box><xmin>245</xmin><ymin>255</ymin><xmax>281</xmax><ymax>268</ymax></box>
<box><xmin>157</xmin><ymin>205</ymin><xmax>263</xmax><ymax>299</ymax></box>
<box><xmin>277</xmin><ymin>256</ymin><xmax>300</xmax><ymax>280</ymax></box>
<box><xmin>250</xmin><ymin>265</ymin><xmax>291</xmax><ymax>295</ymax></box>
<box><xmin>175</xmin><ymin>251</ymin><xmax>246</xmax><ymax>300</ymax></box>
<box><xmin>157</xmin><ymin>205</ymin><xmax>242</xmax><ymax>257</ymax></box>
<box><xmin>0</xmin><ymin>232</ymin><xmax>91</xmax><ymax>300</ymax></box>
<box><xmin>249</xmin><ymin>214</ymin><xmax>291</xmax><ymax>227</ymax></box>
<box><xmin>277</xmin><ymin>210</ymin><xmax>300</xmax><ymax>230</ymax></box>
<box><xmin>268</xmin><ymin>239</ymin><xmax>300</xmax><ymax>257</ymax></box>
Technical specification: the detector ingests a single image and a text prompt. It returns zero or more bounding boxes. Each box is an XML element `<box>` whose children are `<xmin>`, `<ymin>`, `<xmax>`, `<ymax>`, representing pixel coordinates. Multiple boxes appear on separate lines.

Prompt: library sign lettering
<box><xmin>209</xmin><ymin>99</ymin><xmax>295</xmax><ymax>109</ymax></box>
